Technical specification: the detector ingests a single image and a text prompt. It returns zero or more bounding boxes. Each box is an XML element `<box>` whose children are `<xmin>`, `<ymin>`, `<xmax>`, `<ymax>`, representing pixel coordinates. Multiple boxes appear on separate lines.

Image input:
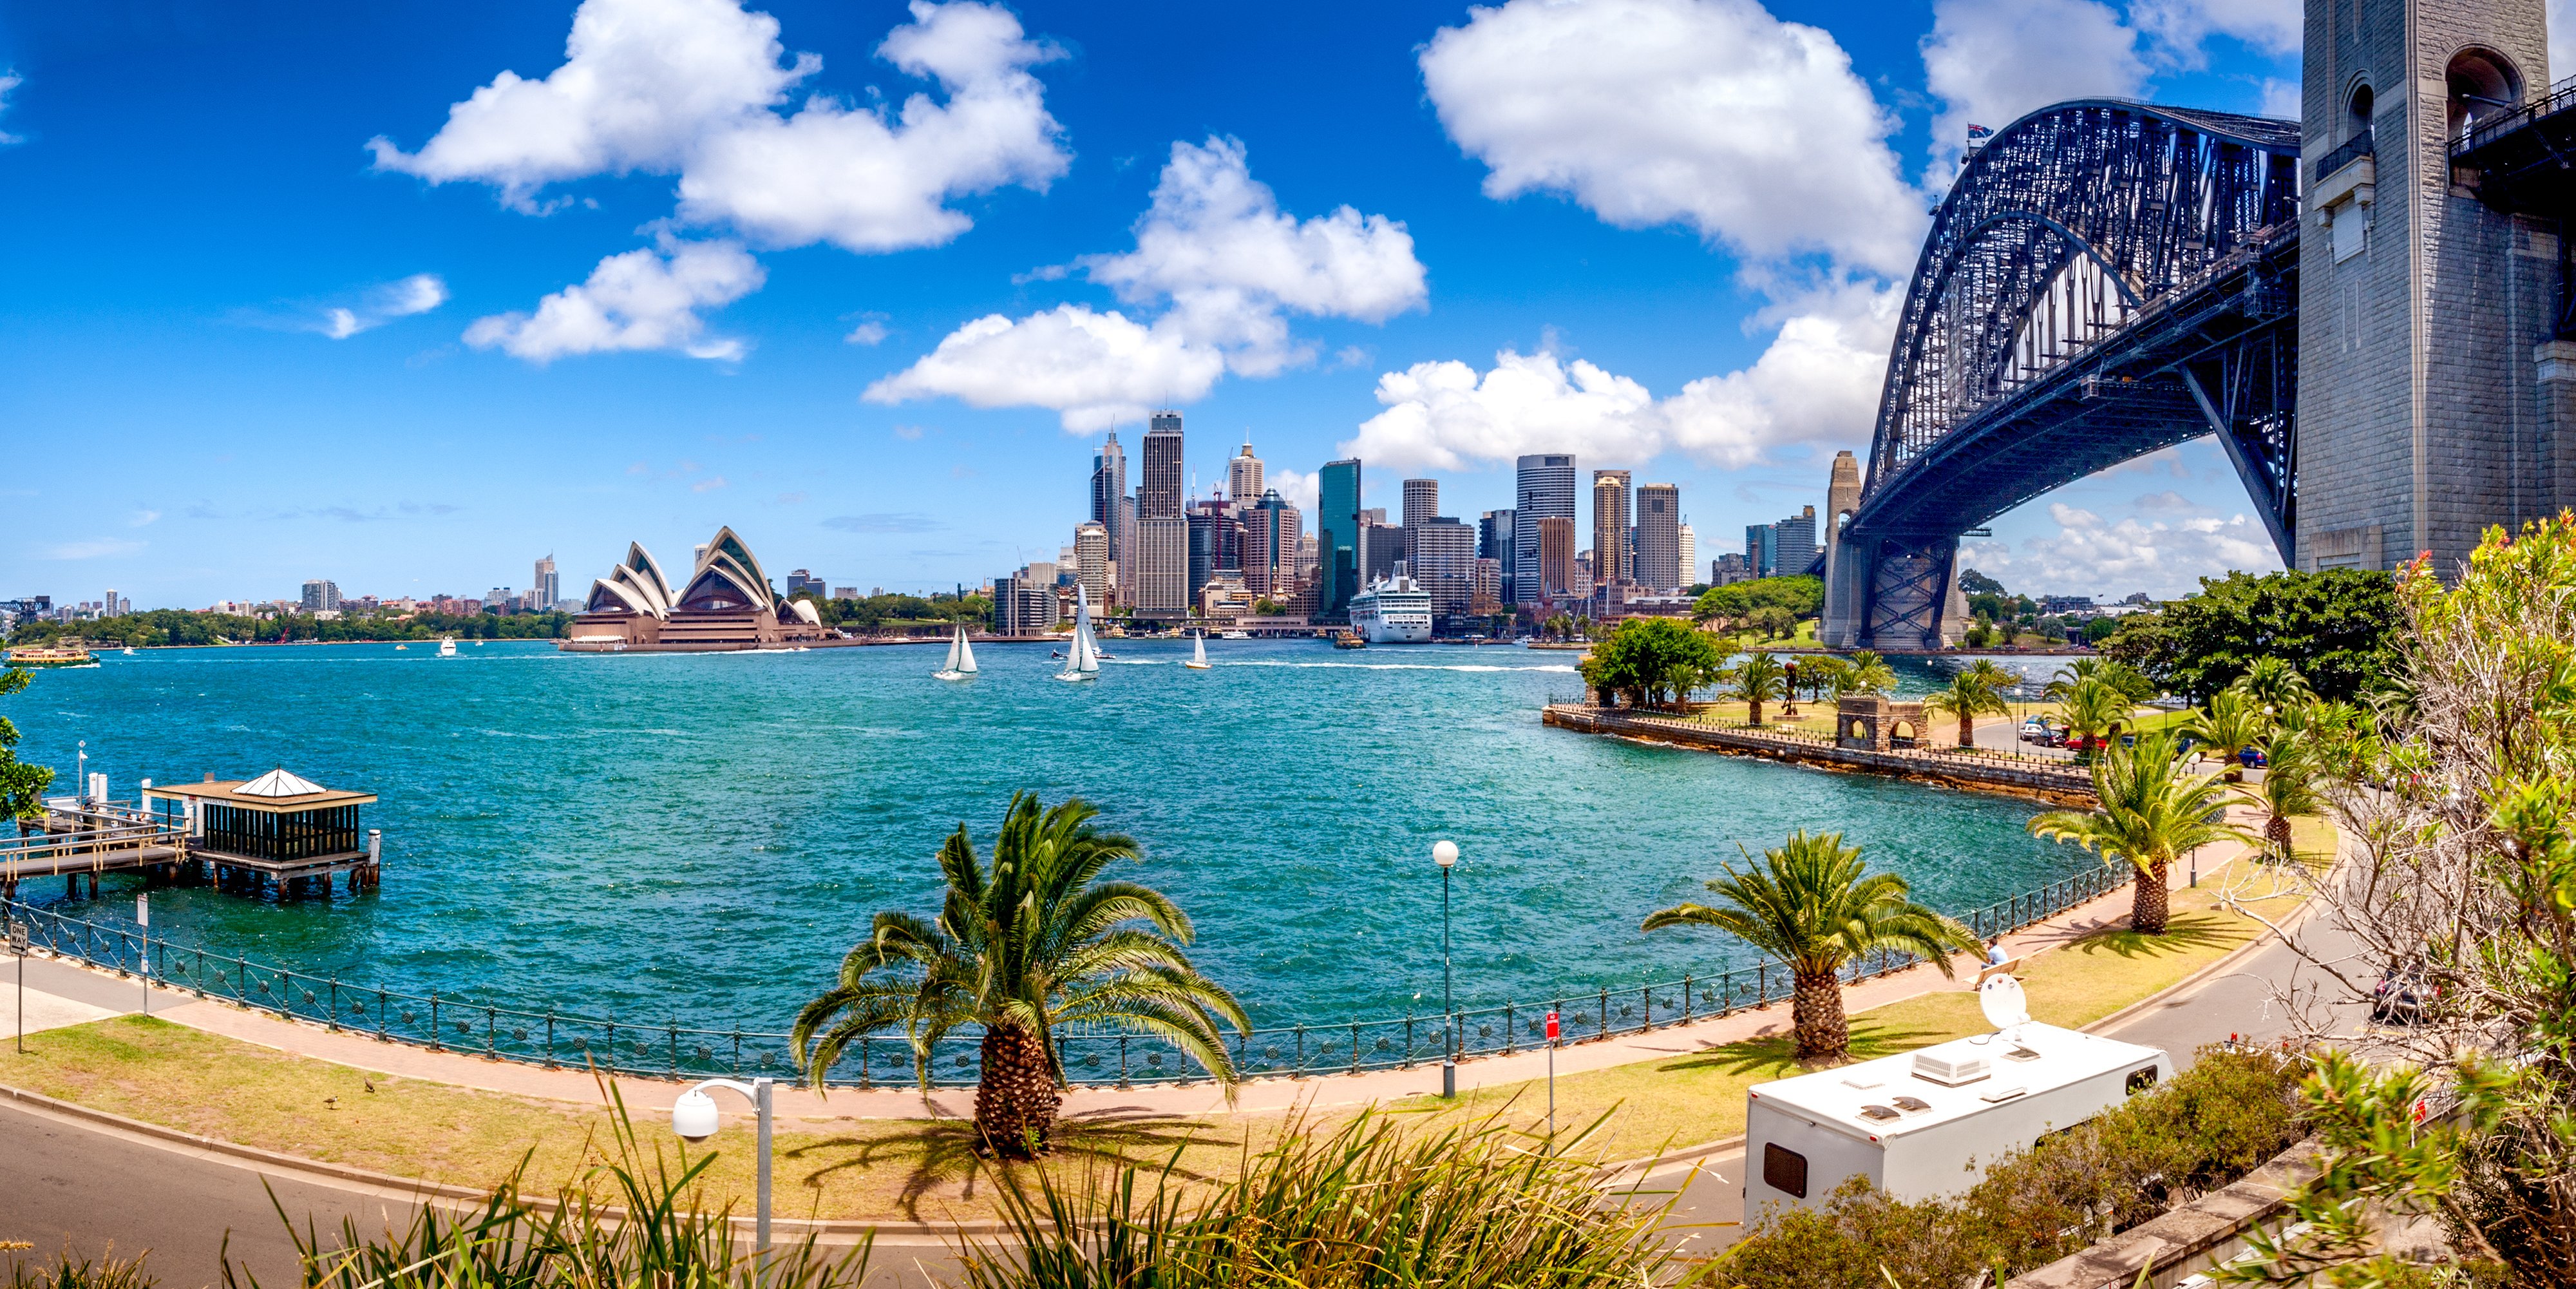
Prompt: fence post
<box><xmin>1505</xmin><ymin>1001</ymin><xmax>1517</xmax><ymax>1055</ymax></box>
<box><xmin>1757</xmin><ymin>963</ymin><xmax>1768</xmax><ymax>1008</ymax></box>
<box><xmin>328</xmin><ymin>979</ymin><xmax>340</xmax><ymax>1032</ymax></box>
<box><xmin>543</xmin><ymin>1007</ymin><xmax>554</xmax><ymax>1067</ymax></box>
<box><xmin>430</xmin><ymin>993</ymin><xmax>442</xmax><ymax>1051</ymax></box>
<box><xmin>1597</xmin><ymin>987</ymin><xmax>1608</xmax><ymax>1039</ymax></box>
<box><xmin>1683</xmin><ymin>974</ymin><xmax>1693</xmax><ymax>1024</ymax></box>
<box><xmin>1405</xmin><ymin>1013</ymin><xmax>1414</xmax><ymax>1068</ymax></box>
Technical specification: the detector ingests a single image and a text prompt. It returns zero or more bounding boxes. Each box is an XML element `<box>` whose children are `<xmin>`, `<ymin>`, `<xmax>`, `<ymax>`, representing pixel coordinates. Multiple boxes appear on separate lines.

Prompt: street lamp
<box><xmin>1434</xmin><ymin>839</ymin><xmax>1458</xmax><ymax>1098</ymax></box>
<box><xmin>672</xmin><ymin>1076</ymin><xmax>775</xmax><ymax>1257</ymax></box>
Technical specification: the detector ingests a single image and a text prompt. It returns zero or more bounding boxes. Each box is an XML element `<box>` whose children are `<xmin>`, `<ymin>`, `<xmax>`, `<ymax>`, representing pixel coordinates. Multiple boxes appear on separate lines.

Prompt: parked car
<box><xmin>2018</xmin><ymin>721</ymin><xmax>2052</xmax><ymax>743</ymax></box>
<box><xmin>2239</xmin><ymin>746</ymin><xmax>2268</xmax><ymax>769</ymax></box>
<box><xmin>2372</xmin><ymin>967</ymin><xmax>2437</xmax><ymax>1023</ymax></box>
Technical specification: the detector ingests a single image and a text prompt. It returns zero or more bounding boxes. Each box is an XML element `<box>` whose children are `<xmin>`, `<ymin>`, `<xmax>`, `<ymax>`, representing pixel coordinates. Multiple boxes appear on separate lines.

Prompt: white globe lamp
<box><xmin>672</xmin><ymin>1087</ymin><xmax>721</xmax><ymax>1143</ymax></box>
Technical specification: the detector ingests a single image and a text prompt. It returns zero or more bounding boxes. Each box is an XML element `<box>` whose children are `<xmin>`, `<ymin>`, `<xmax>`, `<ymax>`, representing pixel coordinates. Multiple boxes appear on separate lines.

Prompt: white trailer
<box><xmin>1742</xmin><ymin>1020</ymin><xmax>2174</xmax><ymax>1212</ymax></box>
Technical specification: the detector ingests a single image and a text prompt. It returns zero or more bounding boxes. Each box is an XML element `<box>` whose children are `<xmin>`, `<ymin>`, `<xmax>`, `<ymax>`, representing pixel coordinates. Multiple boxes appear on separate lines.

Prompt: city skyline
<box><xmin>3</xmin><ymin>0</ymin><xmax>2301</xmax><ymax>609</ymax></box>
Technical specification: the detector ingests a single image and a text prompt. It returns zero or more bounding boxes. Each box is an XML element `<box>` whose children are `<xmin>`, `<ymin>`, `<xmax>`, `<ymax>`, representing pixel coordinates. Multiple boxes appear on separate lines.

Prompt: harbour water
<box><xmin>12</xmin><ymin>640</ymin><xmax>2092</xmax><ymax>1029</ymax></box>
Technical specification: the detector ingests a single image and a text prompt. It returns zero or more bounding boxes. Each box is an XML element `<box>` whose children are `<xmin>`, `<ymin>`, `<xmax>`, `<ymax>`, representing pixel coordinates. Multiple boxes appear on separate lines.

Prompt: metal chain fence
<box><xmin>0</xmin><ymin>861</ymin><xmax>2122</xmax><ymax>1090</ymax></box>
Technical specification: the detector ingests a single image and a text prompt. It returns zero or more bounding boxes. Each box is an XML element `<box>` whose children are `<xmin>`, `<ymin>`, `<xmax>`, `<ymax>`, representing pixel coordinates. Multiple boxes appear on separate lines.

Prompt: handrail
<box><xmin>0</xmin><ymin>841</ymin><xmax>2127</xmax><ymax>1089</ymax></box>
<box><xmin>2456</xmin><ymin>71</ymin><xmax>2576</xmax><ymax>155</ymax></box>
<box><xmin>2313</xmin><ymin>129</ymin><xmax>2373</xmax><ymax>182</ymax></box>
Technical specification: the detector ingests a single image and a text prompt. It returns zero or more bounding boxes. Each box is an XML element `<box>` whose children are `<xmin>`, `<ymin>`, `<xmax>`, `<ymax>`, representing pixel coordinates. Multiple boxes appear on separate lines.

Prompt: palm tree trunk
<box><xmin>1749</xmin><ymin>699</ymin><xmax>1765</xmax><ymax>727</ymax></box>
<box><xmin>1957</xmin><ymin>714</ymin><xmax>1975</xmax><ymax>748</ymax></box>
<box><xmin>1790</xmin><ymin>968</ymin><xmax>1849</xmax><ymax>1065</ymax></box>
<box><xmin>2131</xmin><ymin>859</ymin><xmax>2171</xmax><ymax>935</ymax></box>
<box><xmin>2266</xmin><ymin>814</ymin><xmax>2293</xmax><ymax>864</ymax></box>
<box><xmin>973</xmin><ymin>1021</ymin><xmax>1061</xmax><ymax>1158</ymax></box>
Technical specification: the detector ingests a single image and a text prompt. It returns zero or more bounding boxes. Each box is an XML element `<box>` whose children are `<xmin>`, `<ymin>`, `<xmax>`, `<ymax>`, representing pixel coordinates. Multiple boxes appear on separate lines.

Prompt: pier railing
<box><xmin>3</xmin><ymin>852</ymin><xmax>2130</xmax><ymax>1089</ymax></box>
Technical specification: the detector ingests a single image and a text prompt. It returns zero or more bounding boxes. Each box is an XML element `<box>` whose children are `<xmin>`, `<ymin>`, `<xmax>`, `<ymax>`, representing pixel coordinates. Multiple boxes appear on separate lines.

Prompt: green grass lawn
<box><xmin>1386</xmin><ymin>860</ymin><xmax>2306</xmax><ymax>1161</ymax></box>
<box><xmin>0</xmin><ymin>841</ymin><xmax>2321</xmax><ymax>1224</ymax></box>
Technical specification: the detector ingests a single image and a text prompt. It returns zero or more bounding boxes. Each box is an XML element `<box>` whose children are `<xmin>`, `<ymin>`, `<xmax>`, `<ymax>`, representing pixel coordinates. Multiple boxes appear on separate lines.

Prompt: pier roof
<box><xmin>146</xmin><ymin>776</ymin><xmax>377</xmax><ymax>813</ymax></box>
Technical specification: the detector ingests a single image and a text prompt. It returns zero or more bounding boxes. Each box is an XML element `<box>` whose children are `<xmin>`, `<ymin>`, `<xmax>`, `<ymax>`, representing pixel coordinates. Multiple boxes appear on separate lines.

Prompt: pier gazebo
<box><xmin>146</xmin><ymin>769</ymin><xmax>381</xmax><ymax>893</ymax></box>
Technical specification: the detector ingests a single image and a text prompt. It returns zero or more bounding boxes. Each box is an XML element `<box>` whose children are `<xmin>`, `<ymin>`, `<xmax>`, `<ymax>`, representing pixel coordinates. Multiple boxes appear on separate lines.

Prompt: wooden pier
<box><xmin>1</xmin><ymin>770</ymin><xmax>383</xmax><ymax>901</ymax></box>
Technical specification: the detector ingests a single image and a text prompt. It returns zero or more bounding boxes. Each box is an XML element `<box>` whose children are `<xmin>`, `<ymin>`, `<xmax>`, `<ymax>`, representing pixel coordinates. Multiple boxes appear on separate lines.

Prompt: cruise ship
<box><xmin>1348</xmin><ymin>575</ymin><xmax>1434</xmax><ymax>644</ymax></box>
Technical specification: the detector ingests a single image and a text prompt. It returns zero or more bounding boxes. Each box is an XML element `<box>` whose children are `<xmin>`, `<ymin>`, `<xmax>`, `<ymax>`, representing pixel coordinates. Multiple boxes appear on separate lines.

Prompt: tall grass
<box><xmin>222</xmin><ymin>1087</ymin><xmax>871</xmax><ymax>1289</ymax></box>
<box><xmin>5</xmin><ymin>1250</ymin><xmax>156</xmax><ymax>1289</ymax></box>
<box><xmin>954</xmin><ymin>1109</ymin><xmax>1712</xmax><ymax>1288</ymax></box>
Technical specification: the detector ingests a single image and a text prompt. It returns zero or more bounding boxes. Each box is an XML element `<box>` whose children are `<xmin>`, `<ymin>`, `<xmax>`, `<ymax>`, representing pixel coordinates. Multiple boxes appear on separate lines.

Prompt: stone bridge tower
<box><xmin>2298</xmin><ymin>0</ymin><xmax>2563</xmax><ymax>573</ymax></box>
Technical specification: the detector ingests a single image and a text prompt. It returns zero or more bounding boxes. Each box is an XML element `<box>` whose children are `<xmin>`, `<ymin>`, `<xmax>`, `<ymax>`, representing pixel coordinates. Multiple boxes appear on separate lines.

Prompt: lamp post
<box><xmin>1434</xmin><ymin>839</ymin><xmax>1458</xmax><ymax>1098</ymax></box>
<box><xmin>673</xmin><ymin>1076</ymin><xmax>774</xmax><ymax>1258</ymax></box>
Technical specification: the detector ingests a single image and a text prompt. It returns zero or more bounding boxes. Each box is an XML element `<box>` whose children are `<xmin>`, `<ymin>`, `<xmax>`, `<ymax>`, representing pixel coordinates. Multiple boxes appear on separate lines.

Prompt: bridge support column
<box><xmin>1823</xmin><ymin>531</ymin><xmax>1969</xmax><ymax>651</ymax></box>
<box><xmin>1819</xmin><ymin>530</ymin><xmax>1871</xmax><ymax>647</ymax></box>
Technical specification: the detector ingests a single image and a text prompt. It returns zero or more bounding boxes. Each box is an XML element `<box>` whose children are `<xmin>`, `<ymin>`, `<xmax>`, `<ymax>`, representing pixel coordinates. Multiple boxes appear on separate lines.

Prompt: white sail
<box><xmin>1189</xmin><ymin>631</ymin><xmax>1209</xmax><ymax>667</ymax></box>
<box><xmin>1057</xmin><ymin>587</ymin><xmax>1101</xmax><ymax>680</ymax></box>
<box><xmin>956</xmin><ymin>627</ymin><xmax>978</xmax><ymax>674</ymax></box>
<box><xmin>940</xmin><ymin>627</ymin><xmax>963</xmax><ymax>674</ymax></box>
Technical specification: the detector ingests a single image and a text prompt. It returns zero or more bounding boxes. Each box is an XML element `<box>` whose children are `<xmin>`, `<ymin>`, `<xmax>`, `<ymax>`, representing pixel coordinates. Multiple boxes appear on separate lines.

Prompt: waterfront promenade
<box><xmin>1</xmin><ymin>814</ymin><xmax>2306</xmax><ymax>1277</ymax></box>
<box><xmin>1542</xmin><ymin>702</ymin><xmax>2101</xmax><ymax>805</ymax></box>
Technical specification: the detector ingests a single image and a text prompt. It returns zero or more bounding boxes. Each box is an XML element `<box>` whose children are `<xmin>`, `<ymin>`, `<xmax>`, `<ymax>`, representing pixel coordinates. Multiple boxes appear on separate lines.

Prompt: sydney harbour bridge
<box><xmin>1819</xmin><ymin>0</ymin><xmax>2576</xmax><ymax>649</ymax></box>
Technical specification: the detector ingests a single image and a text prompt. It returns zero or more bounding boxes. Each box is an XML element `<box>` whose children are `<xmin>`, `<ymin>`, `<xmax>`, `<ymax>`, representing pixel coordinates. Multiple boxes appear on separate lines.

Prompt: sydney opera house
<box><xmin>564</xmin><ymin>526</ymin><xmax>827</xmax><ymax>651</ymax></box>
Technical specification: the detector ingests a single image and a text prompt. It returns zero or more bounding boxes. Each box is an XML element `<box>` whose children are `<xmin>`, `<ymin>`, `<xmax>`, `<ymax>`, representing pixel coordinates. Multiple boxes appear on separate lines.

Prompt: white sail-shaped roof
<box><xmin>237</xmin><ymin>768</ymin><xmax>327</xmax><ymax>798</ymax></box>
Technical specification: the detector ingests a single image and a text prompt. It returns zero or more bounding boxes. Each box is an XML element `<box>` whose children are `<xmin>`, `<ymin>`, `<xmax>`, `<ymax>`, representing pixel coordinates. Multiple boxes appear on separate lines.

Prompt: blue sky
<box><xmin>1</xmin><ymin>0</ymin><xmax>2325</xmax><ymax>609</ymax></box>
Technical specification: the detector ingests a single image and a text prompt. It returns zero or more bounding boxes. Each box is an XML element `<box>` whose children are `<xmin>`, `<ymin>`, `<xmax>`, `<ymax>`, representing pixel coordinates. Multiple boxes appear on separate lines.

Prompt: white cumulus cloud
<box><xmin>464</xmin><ymin>238</ymin><xmax>764</xmax><ymax>363</ymax></box>
<box><xmin>317</xmin><ymin>273</ymin><xmax>449</xmax><ymax>339</ymax></box>
<box><xmin>865</xmin><ymin>305</ymin><xmax>1223</xmax><ymax>432</ymax></box>
<box><xmin>1344</xmin><ymin>285</ymin><xmax>1897</xmax><ymax>473</ymax></box>
<box><xmin>868</xmin><ymin>137</ymin><xmax>1425</xmax><ymax>427</ymax></box>
<box><xmin>1921</xmin><ymin>0</ymin><xmax>2148</xmax><ymax>180</ymax></box>
<box><xmin>372</xmin><ymin>0</ymin><xmax>1063</xmax><ymax>251</ymax></box>
<box><xmin>1964</xmin><ymin>501</ymin><xmax>2282</xmax><ymax>598</ymax></box>
<box><xmin>1419</xmin><ymin>0</ymin><xmax>1924</xmax><ymax>276</ymax></box>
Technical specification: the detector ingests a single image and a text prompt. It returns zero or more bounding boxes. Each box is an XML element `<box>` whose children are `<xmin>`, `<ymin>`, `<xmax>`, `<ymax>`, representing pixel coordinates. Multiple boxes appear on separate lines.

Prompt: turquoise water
<box><xmin>10</xmin><ymin>640</ymin><xmax>2087</xmax><ymax>1030</ymax></box>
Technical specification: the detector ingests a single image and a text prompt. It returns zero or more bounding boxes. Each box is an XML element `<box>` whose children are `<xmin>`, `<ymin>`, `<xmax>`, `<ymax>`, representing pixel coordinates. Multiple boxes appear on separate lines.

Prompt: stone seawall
<box><xmin>1542</xmin><ymin>705</ymin><xmax>2098</xmax><ymax>807</ymax></box>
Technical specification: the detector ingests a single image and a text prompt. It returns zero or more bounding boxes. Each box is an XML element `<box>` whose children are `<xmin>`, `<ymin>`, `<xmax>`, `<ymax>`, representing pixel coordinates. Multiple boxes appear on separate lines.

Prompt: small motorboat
<box><xmin>437</xmin><ymin>637</ymin><xmax>458</xmax><ymax>657</ymax></box>
<box><xmin>394</xmin><ymin>644</ymin><xmax>408</xmax><ymax>651</ymax></box>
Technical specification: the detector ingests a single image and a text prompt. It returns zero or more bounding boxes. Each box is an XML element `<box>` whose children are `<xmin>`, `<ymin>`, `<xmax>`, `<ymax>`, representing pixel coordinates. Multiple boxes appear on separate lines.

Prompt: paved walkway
<box><xmin>3</xmin><ymin>828</ymin><xmax>2251</xmax><ymax>1131</ymax></box>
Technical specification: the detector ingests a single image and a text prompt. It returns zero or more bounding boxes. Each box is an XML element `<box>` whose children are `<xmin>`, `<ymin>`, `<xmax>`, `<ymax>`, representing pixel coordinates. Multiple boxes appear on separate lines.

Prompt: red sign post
<box><xmin>1544</xmin><ymin>1010</ymin><xmax>1560</xmax><ymax>1143</ymax></box>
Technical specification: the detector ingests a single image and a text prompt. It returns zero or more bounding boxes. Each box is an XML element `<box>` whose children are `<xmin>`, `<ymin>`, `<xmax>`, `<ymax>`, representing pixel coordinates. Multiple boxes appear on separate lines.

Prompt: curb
<box><xmin>0</xmin><ymin>1081</ymin><xmax>1014</xmax><ymax>1239</ymax></box>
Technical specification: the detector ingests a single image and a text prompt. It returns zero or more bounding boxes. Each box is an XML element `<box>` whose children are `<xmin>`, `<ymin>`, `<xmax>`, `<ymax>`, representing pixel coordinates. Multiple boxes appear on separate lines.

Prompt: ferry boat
<box><xmin>5</xmin><ymin>644</ymin><xmax>93</xmax><ymax>667</ymax></box>
<box><xmin>1348</xmin><ymin>575</ymin><xmax>1434</xmax><ymax>644</ymax></box>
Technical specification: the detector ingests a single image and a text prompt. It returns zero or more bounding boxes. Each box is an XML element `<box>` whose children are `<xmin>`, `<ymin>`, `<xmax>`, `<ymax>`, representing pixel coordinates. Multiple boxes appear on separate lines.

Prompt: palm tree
<box><xmin>1843</xmin><ymin>650</ymin><xmax>1896</xmax><ymax>696</ymax></box>
<box><xmin>2058</xmin><ymin>674</ymin><xmax>2132</xmax><ymax>758</ymax></box>
<box><xmin>2230</xmin><ymin>656</ymin><xmax>2313</xmax><ymax>714</ymax></box>
<box><xmin>1642</xmin><ymin>831</ymin><xmax>1979</xmax><ymax>1065</ymax></box>
<box><xmin>791</xmin><ymin>794</ymin><xmax>1249</xmax><ymax>1159</ymax></box>
<box><xmin>1801</xmin><ymin>655</ymin><xmax>1847</xmax><ymax>707</ymax></box>
<box><xmin>1733</xmin><ymin>651</ymin><xmax>1788</xmax><ymax>727</ymax></box>
<box><xmin>2179</xmin><ymin>687</ymin><xmax>2269</xmax><ymax>781</ymax></box>
<box><xmin>2029</xmin><ymin>734</ymin><xmax>2248</xmax><ymax>933</ymax></box>
<box><xmin>2239</xmin><ymin>729</ymin><xmax>2322</xmax><ymax>863</ymax></box>
<box><xmin>1920</xmin><ymin>660</ymin><xmax>2013</xmax><ymax>749</ymax></box>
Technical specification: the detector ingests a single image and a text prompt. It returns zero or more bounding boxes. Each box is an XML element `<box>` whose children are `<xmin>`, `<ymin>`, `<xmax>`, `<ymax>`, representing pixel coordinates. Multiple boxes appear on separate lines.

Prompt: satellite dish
<box><xmin>1978</xmin><ymin>975</ymin><xmax>2031</xmax><ymax>1032</ymax></box>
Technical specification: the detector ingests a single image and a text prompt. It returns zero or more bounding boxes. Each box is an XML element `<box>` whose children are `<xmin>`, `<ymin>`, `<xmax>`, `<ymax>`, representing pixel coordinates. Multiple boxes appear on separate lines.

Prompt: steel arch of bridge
<box><xmin>1832</xmin><ymin>100</ymin><xmax>2302</xmax><ymax>647</ymax></box>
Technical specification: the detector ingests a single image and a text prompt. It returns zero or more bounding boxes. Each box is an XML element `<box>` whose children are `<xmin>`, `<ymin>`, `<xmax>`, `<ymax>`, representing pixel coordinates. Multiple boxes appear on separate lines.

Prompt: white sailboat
<box><xmin>437</xmin><ymin>637</ymin><xmax>457</xmax><ymax>657</ymax></box>
<box><xmin>1184</xmin><ymin>630</ymin><xmax>1212</xmax><ymax>670</ymax></box>
<box><xmin>1054</xmin><ymin>587</ymin><xmax>1101</xmax><ymax>683</ymax></box>
<box><xmin>933</xmin><ymin>623</ymin><xmax>978</xmax><ymax>681</ymax></box>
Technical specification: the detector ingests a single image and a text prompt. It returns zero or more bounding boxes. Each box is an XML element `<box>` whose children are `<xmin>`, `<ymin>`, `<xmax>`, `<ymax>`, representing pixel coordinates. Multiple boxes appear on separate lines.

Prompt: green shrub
<box><xmin>1719</xmin><ymin>1046</ymin><xmax>2307</xmax><ymax>1288</ymax></box>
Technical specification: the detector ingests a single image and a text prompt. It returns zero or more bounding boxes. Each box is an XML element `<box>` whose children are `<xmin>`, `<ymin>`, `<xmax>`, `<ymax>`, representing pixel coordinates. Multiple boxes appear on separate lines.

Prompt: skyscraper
<box><xmin>1092</xmin><ymin>433</ymin><xmax>1130</xmax><ymax>602</ymax></box>
<box><xmin>1401</xmin><ymin>479</ymin><xmax>1439</xmax><ymax>530</ymax></box>
<box><xmin>1537</xmin><ymin>515</ymin><xmax>1577</xmax><ymax>600</ymax></box>
<box><xmin>1137</xmin><ymin>413</ymin><xmax>1188</xmax><ymax>616</ymax></box>
<box><xmin>1634</xmin><ymin>484</ymin><xmax>1681</xmax><ymax>591</ymax></box>
<box><xmin>1074</xmin><ymin>521</ymin><xmax>1111</xmax><ymax>608</ymax></box>
<box><xmin>1591</xmin><ymin>471</ymin><xmax>1631</xmax><ymax>588</ymax></box>
<box><xmin>300</xmin><ymin>579</ymin><xmax>341</xmax><ymax>612</ymax></box>
<box><xmin>1678</xmin><ymin>523</ymin><xmax>1697</xmax><ymax>589</ymax></box>
<box><xmin>1514</xmin><ymin>454</ymin><xmax>1575</xmax><ymax>604</ymax></box>
<box><xmin>1478</xmin><ymin>509</ymin><xmax>1517</xmax><ymax>604</ymax></box>
<box><xmin>1227</xmin><ymin>440</ymin><xmax>1264</xmax><ymax>511</ymax></box>
<box><xmin>1316</xmin><ymin>459</ymin><xmax>1362</xmax><ymax>621</ymax></box>
<box><xmin>1242</xmin><ymin>490</ymin><xmax>1302</xmax><ymax>596</ymax></box>
<box><xmin>1359</xmin><ymin>520</ymin><xmax>1405</xmax><ymax>586</ymax></box>
<box><xmin>1772</xmin><ymin>506</ymin><xmax>1818</xmax><ymax>577</ymax></box>
<box><xmin>534</xmin><ymin>553</ymin><xmax>560</xmax><ymax>608</ymax></box>
<box><xmin>1141</xmin><ymin>413</ymin><xmax>1184</xmax><ymax>518</ymax></box>
<box><xmin>1411</xmin><ymin>517</ymin><xmax>1477</xmax><ymax>618</ymax></box>
<box><xmin>1745</xmin><ymin>523</ymin><xmax>1777</xmax><ymax>578</ymax></box>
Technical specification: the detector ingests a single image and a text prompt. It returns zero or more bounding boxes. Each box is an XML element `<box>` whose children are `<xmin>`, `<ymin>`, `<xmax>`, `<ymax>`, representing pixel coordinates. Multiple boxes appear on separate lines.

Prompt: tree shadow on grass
<box><xmin>2067</xmin><ymin>910</ymin><xmax>2239</xmax><ymax>962</ymax></box>
<box><xmin>784</xmin><ymin>1111</ymin><xmax>1235</xmax><ymax>1221</ymax></box>
<box><xmin>1662</xmin><ymin>1019</ymin><xmax>1960</xmax><ymax>1078</ymax></box>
